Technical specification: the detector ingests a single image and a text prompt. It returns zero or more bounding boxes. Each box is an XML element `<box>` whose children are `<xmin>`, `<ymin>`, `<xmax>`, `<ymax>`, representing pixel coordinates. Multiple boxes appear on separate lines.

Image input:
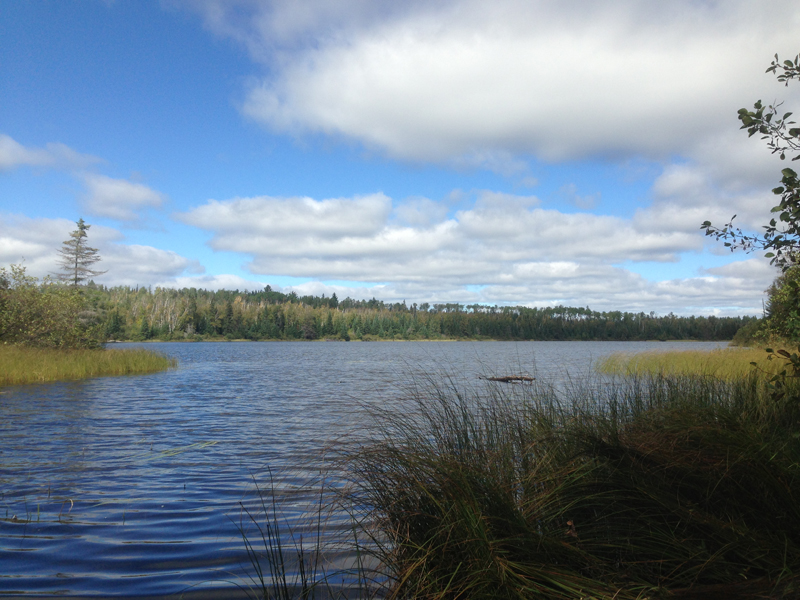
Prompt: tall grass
<box><xmin>235</xmin><ymin>470</ymin><xmax>380</xmax><ymax>600</ymax></box>
<box><xmin>346</xmin><ymin>371</ymin><xmax>800</xmax><ymax>599</ymax></box>
<box><xmin>0</xmin><ymin>345</ymin><xmax>176</xmax><ymax>385</ymax></box>
<box><xmin>596</xmin><ymin>347</ymin><xmax>779</xmax><ymax>379</ymax></box>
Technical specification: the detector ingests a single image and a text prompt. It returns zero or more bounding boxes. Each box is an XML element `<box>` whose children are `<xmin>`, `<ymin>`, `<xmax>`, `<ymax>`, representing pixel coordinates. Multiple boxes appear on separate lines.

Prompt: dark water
<box><xmin>0</xmin><ymin>340</ymin><xmax>726</xmax><ymax>597</ymax></box>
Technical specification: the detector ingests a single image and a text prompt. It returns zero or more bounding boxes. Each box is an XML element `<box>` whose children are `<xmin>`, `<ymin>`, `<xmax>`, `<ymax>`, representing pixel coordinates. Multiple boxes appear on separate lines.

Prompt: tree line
<box><xmin>83</xmin><ymin>282</ymin><xmax>750</xmax><ymax>342</ymax></box>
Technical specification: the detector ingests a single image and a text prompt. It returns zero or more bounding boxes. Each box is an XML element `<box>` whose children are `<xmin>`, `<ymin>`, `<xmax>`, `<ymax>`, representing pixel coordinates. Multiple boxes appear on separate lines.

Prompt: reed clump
<box><xmin>596</xmin><ymin>347</ymin><xmax>779</xmax><ymax>380</ymax></box>
<box><xmin>347</xmin><ymin>372</ymin><xmax>800</xmax><ymax>599</ymax></box>
<box><xmin>0</xmin><ymin>345</ymin><xmax>176</xmax><ymax>385</ymax></box>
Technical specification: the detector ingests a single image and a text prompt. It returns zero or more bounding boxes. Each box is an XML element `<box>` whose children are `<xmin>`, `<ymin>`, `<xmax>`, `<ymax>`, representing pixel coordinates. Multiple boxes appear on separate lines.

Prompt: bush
<box><xmin>0</xmin><ymin>264</ymin><xmax>104</xmax><ymax>349</ymax></box>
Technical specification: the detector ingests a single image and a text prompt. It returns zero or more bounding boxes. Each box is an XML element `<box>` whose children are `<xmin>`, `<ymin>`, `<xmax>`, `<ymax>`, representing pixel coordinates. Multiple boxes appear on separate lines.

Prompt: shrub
<box><xmin>0</xmin><ymin>264</ymin><xmax>104</xmax><ymax>349</ymax></box>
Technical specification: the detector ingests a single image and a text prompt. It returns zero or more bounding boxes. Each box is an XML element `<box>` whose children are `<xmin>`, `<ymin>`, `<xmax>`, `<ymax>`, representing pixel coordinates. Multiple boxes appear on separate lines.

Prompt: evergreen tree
<box><xmin>55</xmin><ymin>218</ymin><xmax>106</xmax><ymax>286</ymax></box>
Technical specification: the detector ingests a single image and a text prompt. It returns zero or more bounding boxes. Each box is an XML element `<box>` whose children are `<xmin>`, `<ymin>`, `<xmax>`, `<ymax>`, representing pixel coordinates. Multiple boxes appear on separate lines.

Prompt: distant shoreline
<box><xmin>107</xmin><ymin>338</ymin><xmax>733</xmax><ymax>344</ymax></box>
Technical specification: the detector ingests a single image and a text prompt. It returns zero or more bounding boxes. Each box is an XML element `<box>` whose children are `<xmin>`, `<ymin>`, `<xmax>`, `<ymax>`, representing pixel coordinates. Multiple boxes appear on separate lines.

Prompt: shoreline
<box><xmin>108</xmin><ymin>337</ymin><xmax>734</xmax><ymax>344</ymax></box>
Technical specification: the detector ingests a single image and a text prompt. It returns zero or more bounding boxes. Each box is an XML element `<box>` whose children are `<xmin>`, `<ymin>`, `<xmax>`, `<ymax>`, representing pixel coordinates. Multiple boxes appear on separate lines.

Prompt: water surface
<box><xmin>0</xmin><ymin>340</ymin><xmax>726</xmax><ymax>597</ymax></box>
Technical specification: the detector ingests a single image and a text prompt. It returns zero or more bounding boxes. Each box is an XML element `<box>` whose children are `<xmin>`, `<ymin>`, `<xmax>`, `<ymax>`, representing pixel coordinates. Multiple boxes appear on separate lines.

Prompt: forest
<box><xmin>85</xmin><ymin>283</ymin><xmax>751</xmax><ymax>342</ymax></box>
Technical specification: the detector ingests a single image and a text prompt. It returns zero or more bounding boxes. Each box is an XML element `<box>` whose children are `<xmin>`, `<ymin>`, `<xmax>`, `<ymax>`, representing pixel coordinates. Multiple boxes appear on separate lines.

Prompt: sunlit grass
<box><xmin>595</xmin><ymin>347</ymin><xmax>781</xmax><ymax>379</ymax></box>
<box><xmin>0</xmin><ymin>345</ymin><xmax>176</xmax><ymax>385</ymax></box>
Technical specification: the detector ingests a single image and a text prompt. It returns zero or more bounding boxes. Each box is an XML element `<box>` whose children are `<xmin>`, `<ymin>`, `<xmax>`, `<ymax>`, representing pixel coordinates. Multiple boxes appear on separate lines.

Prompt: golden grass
<box><xmin>0</xmin><ymin>345</ymin><xmax>177</xmax><ymax>386</ymax></box>
<box><xmin>595</xmin><ymin>347</ymin><xmax>781</xmax><ymax>379</ymax></box>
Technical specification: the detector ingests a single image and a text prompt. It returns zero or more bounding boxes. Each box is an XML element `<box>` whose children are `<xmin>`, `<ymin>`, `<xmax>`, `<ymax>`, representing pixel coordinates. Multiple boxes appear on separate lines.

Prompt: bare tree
<box><xmin>55</xmin><ymin>218</ymin><xmax>107</xmax><ymax>286</ymax></box>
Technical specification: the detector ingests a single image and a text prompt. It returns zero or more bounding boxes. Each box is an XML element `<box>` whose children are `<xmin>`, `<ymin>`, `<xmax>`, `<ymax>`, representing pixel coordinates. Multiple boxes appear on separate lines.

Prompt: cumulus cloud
<box><xmin>272</xmin><ymin>262</ymin><xmax>771</xmax><ymax>317</ymax></box>
<box><xmin>0</xmin><ymin>214</ymin><xmax>202</xmax><ymax>286</ymax></box>
<box><xmin>100</xmin><ymin>244</ymin><xmax>204</xmax><ymax>287</ymax></box>
<box><xmin>184</xmin><ymin>0</ymin><xmax>800</xmax><ymax>168</ymax></box>
<box><xmin>178</xmin><ymin>191</ymin><xmax>703</xmax><ymax>280</ymax></box>
<box><xmin>0</xmin><ymin>134</ymin><xmax>101</xmax><ymax>171</ymax></box>
<box><xmin>81</xmin><ymin>174</ymin><xmax>166</xmax><ymax>221</ymax></box>
<box><xmin>392</xmin><ymin>196</ymin><xmax>449</xmax><ymax>227</ymax></box>
<box><xmin>174</xmin><ymin>190</ymin><xmax>774</xmax><ymax>314</ymax></box>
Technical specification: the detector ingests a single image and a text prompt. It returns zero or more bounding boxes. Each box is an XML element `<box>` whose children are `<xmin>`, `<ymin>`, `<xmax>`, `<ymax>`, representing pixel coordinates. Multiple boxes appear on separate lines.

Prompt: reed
<box><xmin>235</xmin><ymin>470</ymin><xmax>381</xmax><ymax>600</ymax></box>
<box><xmin>346</xmin><ymin>371</ymin><xmax>800</xmax><ymax>599</ymax></box>
<box><xmin>596</xmin><ymin>347</ymin><xmax>780</xmax><ymax>379</ymax></box>
<box><xmin>0</xmin><ymin>345</ymin><xmax>176</xmax><ymax>385</ymax></box>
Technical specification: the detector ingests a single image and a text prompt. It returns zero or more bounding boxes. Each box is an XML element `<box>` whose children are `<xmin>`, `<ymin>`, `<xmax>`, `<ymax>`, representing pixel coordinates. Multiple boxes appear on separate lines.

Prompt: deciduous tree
<box><xmin>702</xmin><ymin>53</ymin><xmax>800</xmax><ymax>270</ymax></box>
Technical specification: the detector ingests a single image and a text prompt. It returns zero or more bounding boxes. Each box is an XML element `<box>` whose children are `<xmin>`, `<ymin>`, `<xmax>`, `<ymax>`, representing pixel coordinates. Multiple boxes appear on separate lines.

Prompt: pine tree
<box><xmin>55</xmin><ymin>218</ymin><xmax>106</xmax><ymax>286</ymax></box>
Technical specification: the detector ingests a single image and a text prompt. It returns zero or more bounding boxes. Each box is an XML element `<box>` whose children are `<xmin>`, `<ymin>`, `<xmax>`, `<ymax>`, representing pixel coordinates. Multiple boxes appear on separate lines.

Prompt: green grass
<box><xmin>0</xmin><ymin>344</ymin><xmax>176</xmax><ymax>385</ymax></box>
<box><xmin>345</xmin><ymin>371</ymin><xmax>800</xmax><ymax>599</ymax></box>
<box><xmin>596</xmin><ymin>347</ymin><xmax>781</xmax><ymax>379</ymax></box>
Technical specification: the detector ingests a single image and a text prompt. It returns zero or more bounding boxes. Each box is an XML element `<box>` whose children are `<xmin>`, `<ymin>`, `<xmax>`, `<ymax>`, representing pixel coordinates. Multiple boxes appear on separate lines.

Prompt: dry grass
<box><xmin>0</xmin><ymin>344</ymin><xmax>176</xmax><ymax>385</ymax></box>
<box><xmin>596</xmin><ymin>347</ymin><xmax>780</xmax><ymax>379</ymax></box>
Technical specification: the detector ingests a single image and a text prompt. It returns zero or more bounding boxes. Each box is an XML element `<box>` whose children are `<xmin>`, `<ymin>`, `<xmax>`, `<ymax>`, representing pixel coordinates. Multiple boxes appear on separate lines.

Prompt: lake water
<box><xmin>0</xmin><ymin>340</ymin><xmax>727</xmax><ymax>598</ymax></box>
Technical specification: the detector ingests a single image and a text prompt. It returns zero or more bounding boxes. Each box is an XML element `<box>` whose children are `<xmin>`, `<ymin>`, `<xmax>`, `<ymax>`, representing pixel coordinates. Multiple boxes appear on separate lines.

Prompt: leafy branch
<box><xmin>701</xmin><ymin>53</ymin><xmax>800</xmax><ymax>271</ymax></box>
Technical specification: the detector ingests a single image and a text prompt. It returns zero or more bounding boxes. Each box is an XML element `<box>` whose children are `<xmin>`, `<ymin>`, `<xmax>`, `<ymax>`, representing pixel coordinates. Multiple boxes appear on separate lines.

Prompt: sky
<box><xmin>2</xmin><ymin>0</ymin><xmax>799</xmax><ymax>316</ymax></box>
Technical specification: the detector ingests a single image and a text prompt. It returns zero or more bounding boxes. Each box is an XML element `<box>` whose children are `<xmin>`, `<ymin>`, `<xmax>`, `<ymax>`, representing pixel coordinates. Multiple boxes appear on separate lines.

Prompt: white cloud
<box><xmin>174</xmin><ymin>190</ymin><xmax>775</xmax><ymax>314</ymax></box>
<box><xmin>0</xmin><ymin>214</ymin><xmax>202</xmax><ymax>286</ymax></box>
<box><xmin>392</xmin><ymin>196</ymin><xmax>449</xmax><ymax>227</ymax></box>
<box><xmin>100</xmin><ymin>244</ymin><xmax>204</xmax><ymax>287</ymax></box>
<box><xmin>0</xmin><ymin>209</ymin><xmax>767</xmax><ymax>315</ymax></box>
<box><xmin>267</xmin><ymin>262</ymin><xmax>770</xmax><ymax>317</ymax></box>
<box><xmin>0</xmin><ymin>134</ymin><xmax>101</xmax><ymax>171</ymax></box>
<box><xmin>197</xmin><ymin>0</ymin><xmax>800</xmax><ymax>167</ymax></box>
<box><xmin>163</xmin><ymin>273</ymin><xmax>267</xmax><ymax>291</ymax></box>
<box><xmin>179</xmin><ymin>193</ymin><xmax>392</xmax><ymax>239</ymax></box>
<box><xmin>81</xmin><ymin>174</ymin><xmax>166</xmax><ymax>221</ymax></box>
<box><xmin>178</xmin><ymin>191</ymin><xmax>703</xmax><ymax>279</ymax></box>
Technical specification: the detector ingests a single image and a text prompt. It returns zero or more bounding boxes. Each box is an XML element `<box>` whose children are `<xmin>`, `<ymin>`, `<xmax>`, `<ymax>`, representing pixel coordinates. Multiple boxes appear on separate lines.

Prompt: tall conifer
<box><xmin>55</xmin><ymin>218</ymin><xmax>106</xmax><ymax>286</ymax></box>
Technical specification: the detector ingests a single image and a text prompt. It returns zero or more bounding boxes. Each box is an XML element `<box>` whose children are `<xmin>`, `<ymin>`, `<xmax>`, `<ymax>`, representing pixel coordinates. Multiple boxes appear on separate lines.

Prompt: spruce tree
<box><xmin>55</xmin><ymin>218</ymin><xmax>106</xmax><ymax>286</ymax></box>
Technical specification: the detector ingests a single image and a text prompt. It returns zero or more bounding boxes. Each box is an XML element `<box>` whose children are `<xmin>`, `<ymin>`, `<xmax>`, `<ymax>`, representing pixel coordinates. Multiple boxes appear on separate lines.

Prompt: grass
<box><xmin>235</xmin><ymin>470</ymin><xmax>380</xmax><ymax>600</ymax></box>
<box><xmin>596</xmin><ymin>347</ymin><xmax>782</xmax><ymax>379</ymax></box>
<box><xmin>344</xmin><ymin>370</ymin><xmax>800</xmax><ymax>599</ymax></box>
<box><xmin>0</xmin><ymin>344</ymin><xmax>176</xmax><ymax>385</ymax></box>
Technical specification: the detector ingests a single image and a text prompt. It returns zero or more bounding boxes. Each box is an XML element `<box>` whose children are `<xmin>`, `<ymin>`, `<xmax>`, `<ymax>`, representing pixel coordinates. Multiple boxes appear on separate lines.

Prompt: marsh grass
<box><xmin>0</xmin><ymin>344</ymin><xmax>176</xmax><ymax>385</ymax></box>
<box><xmin>346</xmin><ymin>371</ymin><xmax>800</xmax><ymax>599</ymax></box>
<box><xmin>596</xmin><ymin>347</ymin><xmax>779</xmax><ymax>379</ymax></box>
<box><xmin>235</xmin><ymin>470</ymin><xmax>381</xmax><ymax>600</ymax></box>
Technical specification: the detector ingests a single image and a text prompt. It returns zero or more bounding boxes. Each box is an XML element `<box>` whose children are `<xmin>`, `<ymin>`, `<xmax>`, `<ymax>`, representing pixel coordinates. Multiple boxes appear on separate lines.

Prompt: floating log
<box><xmin>479</xmin><ymin>375</ymin><xmax>535</xmax><ymax>383</ymax></box>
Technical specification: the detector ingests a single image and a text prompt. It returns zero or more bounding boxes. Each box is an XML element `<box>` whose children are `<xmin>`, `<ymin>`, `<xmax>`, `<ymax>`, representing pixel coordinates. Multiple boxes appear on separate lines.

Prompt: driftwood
<box><xmin>479</xmin><ymin>375</ymin><xmax>535</xmax><ymax>383</ymax></box>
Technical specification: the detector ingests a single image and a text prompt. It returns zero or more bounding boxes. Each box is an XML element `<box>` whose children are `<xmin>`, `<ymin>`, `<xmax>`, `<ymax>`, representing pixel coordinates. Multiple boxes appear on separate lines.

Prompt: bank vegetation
<box><xmin>0</xmin><ymin>265</ymin><xmax>174</xmax><ymax>385</ymax></box>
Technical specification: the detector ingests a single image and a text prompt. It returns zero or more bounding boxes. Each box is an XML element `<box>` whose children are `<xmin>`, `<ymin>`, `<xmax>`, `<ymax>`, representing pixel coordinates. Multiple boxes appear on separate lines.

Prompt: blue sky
<box><xmin>2</xmin><ymin>0</ymin><xmax>799</xmax><ymax>315</ymax></box>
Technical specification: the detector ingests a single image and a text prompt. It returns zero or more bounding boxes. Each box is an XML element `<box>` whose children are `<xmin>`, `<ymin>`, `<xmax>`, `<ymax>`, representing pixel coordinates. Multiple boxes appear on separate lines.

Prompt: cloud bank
<box><xmin>0</xmin><ymin>214</ymin><xmax>203</xmax><ymax>287</ymax></box>
<box><xmin>177</xmin><ymin>190</ymin><xmax>776</xmax><ymax>314</ymax></box>
<box><xmin>190</xmin><ymin>0</ymin><xmax>800</xmax><ymax>168</ymax></box>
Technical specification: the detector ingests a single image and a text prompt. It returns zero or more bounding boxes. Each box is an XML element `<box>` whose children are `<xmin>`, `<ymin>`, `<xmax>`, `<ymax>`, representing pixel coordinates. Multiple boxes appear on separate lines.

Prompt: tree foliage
<box><xmin>55</xmin><ymin>218</ymin><xmax>106</xmax><ymax>286</ymax></box>
<box><xmin>702</xmin><ymin>53</ymin><xmax>800</xmax><ymax>271</ymax></box>
<box><xmin>71</xmin><ymin>283</ymin><xmax>751</xmax><ymax>343</ymax></box>
<box><xmin>0</xmin><ymin>264</ymin><xmax>103</xmax><ymax>348</ymax></box>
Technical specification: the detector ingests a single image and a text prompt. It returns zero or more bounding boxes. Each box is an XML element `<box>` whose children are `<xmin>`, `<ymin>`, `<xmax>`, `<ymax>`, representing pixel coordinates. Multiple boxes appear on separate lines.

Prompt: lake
<box><xmin>0</xmin><ymin>340</ymin><xmax>727</xmax><ymax>598</ymax></box>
